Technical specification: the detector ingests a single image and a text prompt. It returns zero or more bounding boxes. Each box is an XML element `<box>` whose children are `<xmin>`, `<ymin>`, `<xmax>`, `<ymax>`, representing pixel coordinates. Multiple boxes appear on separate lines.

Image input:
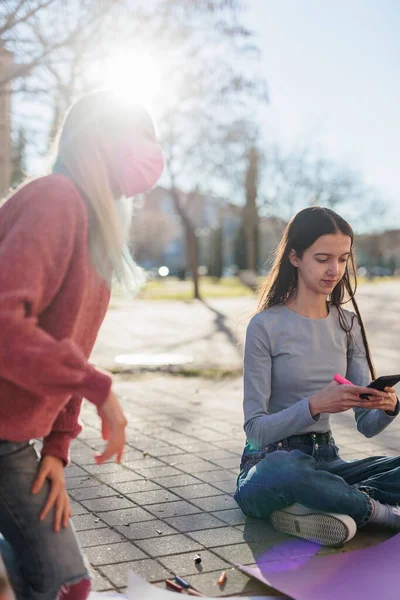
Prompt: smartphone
<box><xmin>359</xmin><ymin>375</ymin><xmax>400</xmax><ymax>399</ymax></box>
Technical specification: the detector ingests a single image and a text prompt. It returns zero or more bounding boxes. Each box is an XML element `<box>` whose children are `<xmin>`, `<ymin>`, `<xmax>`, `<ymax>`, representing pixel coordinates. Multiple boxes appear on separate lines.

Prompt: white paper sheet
<box><xmin>88</xmin><ymin>593</ymin><xmax>127</xmax><ymax>599</ymax></box>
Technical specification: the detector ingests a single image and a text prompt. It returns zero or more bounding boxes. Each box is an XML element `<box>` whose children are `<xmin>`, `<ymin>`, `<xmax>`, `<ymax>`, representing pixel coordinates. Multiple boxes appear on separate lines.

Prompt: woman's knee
<box><xmin>235</xmin><ymin>450</ymin><xmax>314</xmax><ymax>518</ymax></box>
<box><xmin>27</xmin><ymin>570</ymin><xmax>91</xmax><ymax>600</ymax></box>
<box><xmin>21</xmin><ymin>549</ymin><xmax>91</xmax><ymax>600</ymax></box>
<box><xmin>235</xmin><ymin>477</ymin><xmax>287</xmax><ymax>519</ymax></box>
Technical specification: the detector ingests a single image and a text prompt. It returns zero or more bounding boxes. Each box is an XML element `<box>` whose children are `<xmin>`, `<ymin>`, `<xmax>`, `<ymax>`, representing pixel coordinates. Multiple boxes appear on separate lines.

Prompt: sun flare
<box><xmin>102</xmin><ymin>51</ymin><xmax>161</xmax><ymax>108</ymax></box>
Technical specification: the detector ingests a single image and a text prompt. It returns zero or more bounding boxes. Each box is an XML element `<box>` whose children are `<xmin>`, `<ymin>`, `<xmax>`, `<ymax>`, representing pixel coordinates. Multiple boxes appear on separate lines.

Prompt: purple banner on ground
<box><xmin>239</xmin><ymin>533</ymin><xmax>400</xmax><ymax>600</ymax></box>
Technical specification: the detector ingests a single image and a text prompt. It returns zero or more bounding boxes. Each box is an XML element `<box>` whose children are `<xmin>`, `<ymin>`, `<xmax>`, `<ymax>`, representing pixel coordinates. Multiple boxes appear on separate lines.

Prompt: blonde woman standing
<box><xmin>0</xmin><ymin>91</ymin><xmax>164</xmax><ymax>599</ymax></box>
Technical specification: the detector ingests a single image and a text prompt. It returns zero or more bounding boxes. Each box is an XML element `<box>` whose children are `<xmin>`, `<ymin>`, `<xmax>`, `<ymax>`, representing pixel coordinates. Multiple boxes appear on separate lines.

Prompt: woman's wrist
<box><xmin>309</xmin><ymin>395</ymin><xmax>322</xmax><ymax>417</ymax></box>
<box><xmin>385</xmin><ymin>397</ymin><xmax>399</xmax><ymax>417</ymax></box>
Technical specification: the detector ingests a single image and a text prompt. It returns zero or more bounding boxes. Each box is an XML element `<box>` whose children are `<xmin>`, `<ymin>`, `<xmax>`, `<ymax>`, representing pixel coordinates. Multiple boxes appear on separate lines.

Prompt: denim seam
<box><xmin>0</xmin><ymin>450</ymin><xmax>47</xmax><ymax>592</ymax></box>
<box><xmin>356</xmin><ymin>485</ymin><xmax>376</xmax><ymax>499</ymax></box>
<box><xmin>356</xmin><ymin>489</ymin><xmax>374</xmax><ymax>527</ymax></box>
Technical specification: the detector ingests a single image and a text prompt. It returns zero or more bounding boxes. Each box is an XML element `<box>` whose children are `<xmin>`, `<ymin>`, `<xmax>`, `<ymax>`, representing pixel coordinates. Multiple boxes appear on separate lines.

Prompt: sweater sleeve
<box><xmin>41</xmin><ymin>396</ymin><xmax>83</xmax><ymax>465</ymax></box>
<box><xmin>346</xmin><ymin>315</ymin><xmax>399</xmax><ymax>437</ymax></box>
<box><xmin>0</xmin><ymin>177</ymin><xmax>112</xmax><ymax>410</ymax></box>
<box><xmin>243</xmin><ymin>316</ymin><xmax>319</xmax><ymax>449</ymax></box>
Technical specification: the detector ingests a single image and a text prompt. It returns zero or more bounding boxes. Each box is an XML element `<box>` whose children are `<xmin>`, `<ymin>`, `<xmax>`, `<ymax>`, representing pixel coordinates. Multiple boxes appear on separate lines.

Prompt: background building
<box><xmin>131</xmin><ymin>187</ymin><xmax>286</xmax><ymax>276</ymax></box>
<box><xmin>357</xmin><ymin>230</ymin><xmax>400</xmax><ymax>275</ymax></box>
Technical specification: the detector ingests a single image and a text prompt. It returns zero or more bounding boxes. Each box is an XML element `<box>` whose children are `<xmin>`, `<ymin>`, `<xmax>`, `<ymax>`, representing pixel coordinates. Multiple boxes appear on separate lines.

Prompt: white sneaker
<box><xmin>270</xmin><ymin>503</ymin><xmax>357</xmax><ymax>547</ymax></box>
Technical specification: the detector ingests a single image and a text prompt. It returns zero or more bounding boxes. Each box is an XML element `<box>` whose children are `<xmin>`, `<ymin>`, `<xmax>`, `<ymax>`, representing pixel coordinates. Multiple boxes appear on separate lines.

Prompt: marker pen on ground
<box><xmin>174</xmin><ymin>575</ymin><xmax>190</xmax><ymax>589</ymax></box>
<box><xmin>165</xmin><ymin>579</ymin><xmax>183</xmax><ymax>592</ymax></box>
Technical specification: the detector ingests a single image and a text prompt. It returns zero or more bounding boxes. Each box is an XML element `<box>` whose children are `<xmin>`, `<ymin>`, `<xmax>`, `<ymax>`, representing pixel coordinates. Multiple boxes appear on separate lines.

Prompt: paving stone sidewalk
<box><xmin>66</xmin><ymin>374</ymin><xmax>400</xmax><ymax>597</ymax></box>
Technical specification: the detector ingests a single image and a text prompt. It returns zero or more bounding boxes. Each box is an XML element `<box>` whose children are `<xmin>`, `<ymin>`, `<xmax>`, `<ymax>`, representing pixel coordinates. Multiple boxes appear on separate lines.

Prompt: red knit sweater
<box><xmin>0</xmin><ymin>174</ymin><xmax>113</xmax><ymax>464</ymax></box>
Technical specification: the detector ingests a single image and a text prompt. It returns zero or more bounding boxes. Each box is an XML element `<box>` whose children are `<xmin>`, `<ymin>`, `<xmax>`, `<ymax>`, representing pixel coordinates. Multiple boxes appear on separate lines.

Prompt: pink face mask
<box><xmin>118</xmin><ymin>137</ymin><xmax>164</xmax><ymax>197</ymax></box>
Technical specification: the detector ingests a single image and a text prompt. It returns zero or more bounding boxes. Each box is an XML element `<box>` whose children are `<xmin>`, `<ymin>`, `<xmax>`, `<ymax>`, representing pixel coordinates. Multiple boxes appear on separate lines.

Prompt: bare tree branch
<box><xmin>260</xmin><ymin>144</ymin><xmax>387</xmax><ymax>231</ymax></box>
<box><xmin>1</xmin><ymin>0</ymin><xmax>268</xmax><ymax>297</ymax></box>
<box><xmin>0</xmin><ymin>0</ymin><xmax>58</xmax><ymax>36</ymax></box>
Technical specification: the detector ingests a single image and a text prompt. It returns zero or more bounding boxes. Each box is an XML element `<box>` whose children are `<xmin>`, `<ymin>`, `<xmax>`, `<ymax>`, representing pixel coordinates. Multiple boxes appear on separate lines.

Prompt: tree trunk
<box><xmin>170</xmin><ymin>188</ymin><xmax>201</xmax><ymax>300</ymax></box>
<box><xmin>243</xmin><ymin>216</ymin><xmax>257</xmax><ymax>272</ymax></box>
<box><xmin>243</xmin><ymin>146</ymin><xmax>260</xmax><ymax>272</ymax></box>
<box><xmin>185</xmin><ymin>224</ymin><xmax>200</xmax><ymax>299</ymax></box>
<box><xmin>208</xmin><ymin>205</ymin><xmax>224</xmax><ymax>279</ymax></box>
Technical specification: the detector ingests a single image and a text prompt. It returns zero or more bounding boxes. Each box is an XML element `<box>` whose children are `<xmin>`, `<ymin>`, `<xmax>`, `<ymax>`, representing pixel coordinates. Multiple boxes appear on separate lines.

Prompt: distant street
<box><xmin>92</xmin><ymin>281</ymin><xmax>400</xmax><ymax>377</ymax></box>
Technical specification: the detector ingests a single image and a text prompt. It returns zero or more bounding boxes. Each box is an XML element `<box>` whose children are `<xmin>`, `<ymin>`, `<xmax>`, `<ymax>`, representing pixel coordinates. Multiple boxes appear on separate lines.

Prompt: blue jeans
<box><xmin>235</xmin><ymin>432</ymin><xmax>400</xmax><ymax>527</ymax></box>
<box><xmin>0</xmin><ymin>440</ymin><xmax>91</xmax><ymax>600</ymax></box>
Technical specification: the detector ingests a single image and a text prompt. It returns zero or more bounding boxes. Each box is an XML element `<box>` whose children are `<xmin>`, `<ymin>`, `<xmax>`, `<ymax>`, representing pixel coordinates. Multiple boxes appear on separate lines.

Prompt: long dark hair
<box><xmin>257</xmin><ymin>207</ymin><xmax>375</xmax><ymax>379</ymax></box>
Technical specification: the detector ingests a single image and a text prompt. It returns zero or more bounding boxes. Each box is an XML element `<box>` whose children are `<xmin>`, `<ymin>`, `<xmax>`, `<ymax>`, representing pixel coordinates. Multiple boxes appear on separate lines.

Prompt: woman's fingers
<box><xmin>46</xmin><ymin>488</ymin><xmax>71</xmax><ymax>532</ymax></box>
<box><xmin>349</xmin><ymin>397</ymin><xmax>392</xmax><ymax>410</ymax></box>
<box><xmin>343</xmin><ymin>394</ymin><xmax>386</xmax><ymax>409</ymax></box>
<box><xmin>32</xmin><ymin>456</ymin><xmax>70</xmax><ymax>533</ymax></box>
<box><xmin>39</xmin><ymin>482</ymin><xmax>59</xmax><ymax>522</ymax></box>
<box><xmin>96</xmin><ymin>444</ymin><xmax>117</xmax><ymax>464</ymax></box>
<box><xmin>95</xmin><ymin>431</ymin><xmax>126</xmax><ymax>464</ymax></box>
<box><xmin>54</xmin><ymin>495</ymin><xmax>64</xmax><ymax>533</ymax></box>
<box><xmin>31</xmin><ymin>464</ymin><xmax>49</xmax><ymax>495</ymax></box>
<box><xmin>63</xmin><ymin>495</ymin><xmax>71</xmax><ymax>529</ymax></box>
<box><xmin>96</xmin><ymin>391</ymin><xmax>127</xmax><ymax>464</ymax></box>
<box><xmin>101</xmin><ymin>419</ymin><xmax>111</xmax><ymax>441</ymax></box>
<box><xmin>117</xmin><ymin>448</ymin><xmax>124</xmax><ymax>464</ymax></box>
<box><xmin>351</xmin><ymin>386</ymin><xmax>381</xmax><ymax>397</ymax></box>
<box><xmin>38</xmin><ymin>482</ymin><xmax>69</xmax><ymax>532</ymax></box>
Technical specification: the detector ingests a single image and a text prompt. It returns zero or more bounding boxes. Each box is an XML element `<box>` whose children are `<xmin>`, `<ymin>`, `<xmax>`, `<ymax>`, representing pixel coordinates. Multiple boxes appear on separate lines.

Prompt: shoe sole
<box><xmin>270</xmin><ymin>510</ymin><xmax>353</xmax><ymax>547</ymax></box>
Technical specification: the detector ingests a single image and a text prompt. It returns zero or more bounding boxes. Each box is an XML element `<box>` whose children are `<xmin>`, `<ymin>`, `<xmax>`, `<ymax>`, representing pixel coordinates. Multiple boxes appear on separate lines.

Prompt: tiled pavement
<box><xmin>66</xmin><ymin>374</ymin><xmax>400</xmax><ymax>597</ymax></box>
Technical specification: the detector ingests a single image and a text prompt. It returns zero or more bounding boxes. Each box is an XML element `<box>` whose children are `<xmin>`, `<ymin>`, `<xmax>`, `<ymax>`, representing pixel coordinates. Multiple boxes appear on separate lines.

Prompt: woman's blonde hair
<box><xmin>52</xmin><ymin>90</ymin><xmax>156</xmax><ymax>292</ymax></box>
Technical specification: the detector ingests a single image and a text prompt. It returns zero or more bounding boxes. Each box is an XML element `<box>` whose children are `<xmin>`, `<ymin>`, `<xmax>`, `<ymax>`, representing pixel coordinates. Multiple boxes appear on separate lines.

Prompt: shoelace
<box><xmin>391</xmin><ymin>505</ymin><xmax>400</xmax><ymax>516</ymax></box>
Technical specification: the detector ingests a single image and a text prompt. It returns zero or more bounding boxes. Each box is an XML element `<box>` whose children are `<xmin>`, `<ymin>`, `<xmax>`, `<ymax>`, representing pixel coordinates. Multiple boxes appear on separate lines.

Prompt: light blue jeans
<box><xmin>235</xmin><ymin>432</ymin><xmax>400</xmax><ymax>526</ymax></box>
<box><xmin>0</xmin><ymin>440</ymin><xmax>91</xmax><ymax>600</ymax></box>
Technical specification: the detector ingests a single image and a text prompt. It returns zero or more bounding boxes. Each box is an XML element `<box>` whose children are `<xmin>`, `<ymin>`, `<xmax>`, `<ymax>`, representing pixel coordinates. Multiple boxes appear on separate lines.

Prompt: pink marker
<box><xmin>334</xmin><ymin>374</ymin><xmax>355</xmax><ymax>386</ymax></box>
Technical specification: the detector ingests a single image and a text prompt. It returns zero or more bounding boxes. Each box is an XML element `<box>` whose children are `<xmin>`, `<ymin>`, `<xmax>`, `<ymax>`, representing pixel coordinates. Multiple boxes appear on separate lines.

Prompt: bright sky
<box><xmin>23</xmin><ymin>0</ymin><xmax>399</xmax><ymax>227</ymax></box>
<box><xmin>245</xmin><ymin>0</ymin><xmax>400</xmax><ymax>225</ymax></box>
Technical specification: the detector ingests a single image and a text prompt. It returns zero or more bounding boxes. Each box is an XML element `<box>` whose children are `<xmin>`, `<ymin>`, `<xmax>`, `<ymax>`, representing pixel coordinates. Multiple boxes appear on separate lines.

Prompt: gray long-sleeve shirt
<box><xmin>243</xmin><ymin>304</ymin><xmax>398</xmax><ymax>449</ymax></box>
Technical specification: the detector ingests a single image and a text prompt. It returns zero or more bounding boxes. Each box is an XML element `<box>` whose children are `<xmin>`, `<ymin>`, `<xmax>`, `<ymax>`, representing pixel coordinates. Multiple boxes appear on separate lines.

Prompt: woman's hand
<box><xmin>309</xmin><ymin>380</ymin><xmax>384</xmax><ymax>416</ymax></box>
<box><xmin>31</xmin><ymin>456</ymin><xmax>71</xmax><ymax>532</ymax></box>
<box><xmin>361</xmin><ymin>386</ymin><xmax>398</xmax><ymax>414</ymax></box>
<box><xmin>95</xmin><ymin>388</ymin><xmax>127</xmax><ymax>464</ymax></box>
